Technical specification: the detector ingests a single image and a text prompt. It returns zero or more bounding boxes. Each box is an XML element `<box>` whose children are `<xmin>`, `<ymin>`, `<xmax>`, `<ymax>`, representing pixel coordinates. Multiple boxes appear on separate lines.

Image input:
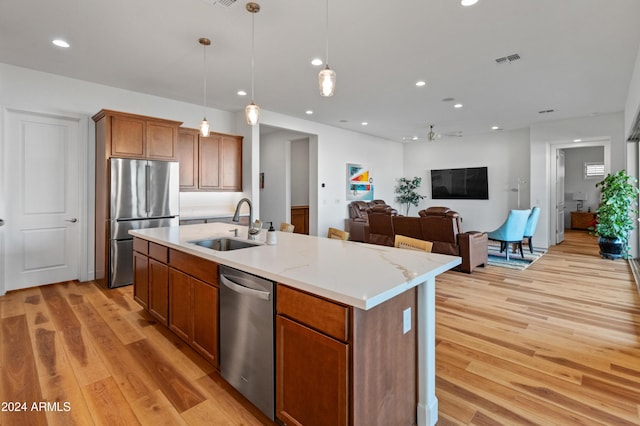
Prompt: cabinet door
<box><xmin>133</xmin><ymin>251</ymin><xmax>149</xmax><ymax>309</ymax></box>
<box><xmin>276</xmin><ymin>316</ymin><xmax>348</xmax><ymax>426</ymax></box>
<box><xmin>177</xmin><ymin>129</ymin><xmax>199</xmax><ymax>190</ymax></box>
<box><xmin>147</xmin><ymin>121</ymin><xmax>177</xmax><ymax>160</ymax></box>
<box><xmin>191</xmin><ymin>277</ymin><xmax>219</xmax><ymax>366</ymax></box>
<box><xmin>199</xmin><ymin>135</ymin><xmax>221</xmax><ymax>189</ymax></box>
<box><xmin>169</xmin><ymin>268</ymin><xmax>191</xmax><ymax>342</ymax></box>
<box><xmin>220</xmin><ymin>135</ymin><xmax>242</xmax><ymax>191</ymax></box>
<box><xmin>111</xmin><ymin>115</ymin><xmax>144</xmax><ymax>157</ymax></box>
<box><xmin>148</xmin><ymin>259</ymin><xmax>169</xmax><ymax>326</ymax></box>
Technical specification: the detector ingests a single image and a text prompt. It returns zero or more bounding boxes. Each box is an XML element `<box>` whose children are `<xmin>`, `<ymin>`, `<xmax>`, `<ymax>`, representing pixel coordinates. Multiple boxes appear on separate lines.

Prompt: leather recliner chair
<box><xmin>347</xmin><ymin>200</ymin><xmax>396</xmax><ymax>242</ymax></box>
<box><xmin>418</xmin><ymin>207</ymin><xmax>488</xmax><ymax>273</ymax></box>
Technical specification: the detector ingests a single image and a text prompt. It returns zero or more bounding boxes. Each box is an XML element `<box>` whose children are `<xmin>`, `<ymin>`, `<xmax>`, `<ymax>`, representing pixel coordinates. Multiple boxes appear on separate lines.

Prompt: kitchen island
<box><xmin>130</xmin><ymin>222</ymin><xmax>460</xmax><ymax>426</ymax></box>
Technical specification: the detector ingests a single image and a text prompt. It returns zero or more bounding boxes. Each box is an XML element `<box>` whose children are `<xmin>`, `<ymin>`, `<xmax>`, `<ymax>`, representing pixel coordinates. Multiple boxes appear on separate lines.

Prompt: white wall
<box><xmin>291</xmin><ymin>138</ymin><xmax>310</xmax><ymax>206</ymax></box>
<box><xmin>530</xmin><ymin>112</ymin><xmax>626</xmax><ymax>249</ymax></box>
<box><xmin>403</xmin><ymin>129</ymin><xmax>530</xmax><ymax>233</ymax></box>
<box><xmin>625</xmin><ymin>40</ymin><xmax>640</xmax><ymax>140</ymax></box>
<box><xmin>260</xmin><ymin>131</ymin><xmax>292</xmax><ymax>226</ymax></box>
<box><xmin>259</xmin><ymin>110</ymin><xmax>403</xmax><ymax>236</ymax></box>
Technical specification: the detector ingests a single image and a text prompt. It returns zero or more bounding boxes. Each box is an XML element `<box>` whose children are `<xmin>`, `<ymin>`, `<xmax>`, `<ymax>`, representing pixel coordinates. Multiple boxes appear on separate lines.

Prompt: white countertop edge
<box><xmin>130</xmin><ymin>224</ymin><xmax>461</xmax><ymax>310</ymax></box>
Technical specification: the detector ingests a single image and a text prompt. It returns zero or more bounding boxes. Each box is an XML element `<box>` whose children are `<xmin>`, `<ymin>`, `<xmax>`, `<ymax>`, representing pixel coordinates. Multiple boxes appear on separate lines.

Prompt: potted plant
<box><xmin>394</xmin><ymin>176</ymin><xmax>426</xmax><ymax>216</ymax></box>
<box><xmin>589</xmin><ymin>170</ymin><xmax>639</xmax><ymax>259</ymax></box>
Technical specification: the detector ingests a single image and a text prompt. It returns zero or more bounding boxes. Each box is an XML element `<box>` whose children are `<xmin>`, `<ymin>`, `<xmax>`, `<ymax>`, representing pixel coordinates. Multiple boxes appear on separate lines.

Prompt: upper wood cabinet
<box><xmin>93</xmin><ymin>109</ymin><xmax>181</xmax><ymax>160</ymax></box>
<box><xmin>177</xmin><ymin>128</ymin><xmax>243</xmax><ymax>192</ymax></box>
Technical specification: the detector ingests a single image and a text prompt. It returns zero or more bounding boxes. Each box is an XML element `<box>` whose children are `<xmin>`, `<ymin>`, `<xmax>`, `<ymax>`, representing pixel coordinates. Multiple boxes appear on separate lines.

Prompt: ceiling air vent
<box><xmin>202</xmin><ymin>0</ymin><xmax>237</xmax><ymax>7</ymax></box>
<box><xmin>495</xmin><ymin>53</ymin><xmax>521</xmax><ymax>65</ymax></box>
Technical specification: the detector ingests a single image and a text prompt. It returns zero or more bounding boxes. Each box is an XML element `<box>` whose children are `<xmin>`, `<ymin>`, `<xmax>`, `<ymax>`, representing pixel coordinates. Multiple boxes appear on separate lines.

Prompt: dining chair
<box><xmin>523</xmin><ymin>207</ymin><xmax>541</xmax><ymax>253</ymax></box>
<box><xmin>280</xmin><ymin>222</ymin><xmax>295</xmax><ymax>233</ymax></box>
<box><xmin>394</xmin><ymin>235</ymin><xmax>433</xmax><ymax>252</ymax></box>
<box><xmin>327</xmin><ymin>227</ymin><xmax>350</xmax><ymax>240</ymax></box>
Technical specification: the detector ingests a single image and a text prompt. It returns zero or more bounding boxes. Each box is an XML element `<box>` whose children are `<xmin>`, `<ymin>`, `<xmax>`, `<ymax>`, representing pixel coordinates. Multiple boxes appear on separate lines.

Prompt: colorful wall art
<box><xmin>347</xmin><ymin>163</ymin><xmax>374</xmax><ymax>201</ymax></box>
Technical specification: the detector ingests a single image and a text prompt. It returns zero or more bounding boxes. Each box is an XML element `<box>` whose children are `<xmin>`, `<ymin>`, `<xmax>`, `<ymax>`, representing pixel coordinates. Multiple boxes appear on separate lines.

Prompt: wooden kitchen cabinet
<box><xmin>177</xmin><ymin>128</ymin><xmax>243</xmax><ymax>192</ymax></box>
<box><xmin>133</xmin><ymin>248</ymin><xmax>149</xmax><ymax>309</ymax></box>
<box><xmin>276</xmin><ymin>284</ymin><xmax>417</xmax><ymax>426</ymax></box>
<box><xmin>276</xmin><ymin>316</ymin><xmax>348</xmax><ymax>426</ymax></box>
<box><xmin>291</xmin><ymin>205</ymin><xmax>309</xmax><ymax>235</ymax></box>
<box><xmin>168</xmin><ymin>250</ymin><xmax>220</xmax><ymax>366</ymax></box>
<box><xmin>93</xmin><ymin>109</ymin><xmax>181</xmax><ymax>161</ymax></box>
<box><xmin>148</xmin><ymin>259</ymin><xmax>169</xmax><ymax>326</ymax></box>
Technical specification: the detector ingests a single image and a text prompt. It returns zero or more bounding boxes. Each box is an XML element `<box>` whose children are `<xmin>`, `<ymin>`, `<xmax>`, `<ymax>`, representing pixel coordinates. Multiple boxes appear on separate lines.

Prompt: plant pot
<box><xmin>598</xmin><ymin>236</ymin><xmax>624</xmax><ymax>260</ymax></box>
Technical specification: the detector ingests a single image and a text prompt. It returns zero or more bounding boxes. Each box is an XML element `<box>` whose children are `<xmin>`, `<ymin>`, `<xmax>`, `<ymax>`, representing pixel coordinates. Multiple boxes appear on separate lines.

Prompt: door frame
<box><xmin>0</xmin><ymin>107</ymin><xmax>91</xmax><ymax>296</ymax></box>
<box><xmin>549</xmin><ymin>138</ymin><xmax>611</xmax><ymax>246</ymax></box>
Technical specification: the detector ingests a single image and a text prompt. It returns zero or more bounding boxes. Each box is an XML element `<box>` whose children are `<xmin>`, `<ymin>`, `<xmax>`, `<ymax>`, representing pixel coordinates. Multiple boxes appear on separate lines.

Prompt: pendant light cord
<box><xmin>203</xmin><ymin>43</ymin><xmax>207</xmax><ymax>115</ymax></box>
<box><xmin>251</xmin><ymin>11</ymin><xmax>255</xmax><ymax>102</ymax></box>
<box><xmin>325</xmin><ymin>0</ymin><xmax>329</xmax><ymax>66</ymax></box>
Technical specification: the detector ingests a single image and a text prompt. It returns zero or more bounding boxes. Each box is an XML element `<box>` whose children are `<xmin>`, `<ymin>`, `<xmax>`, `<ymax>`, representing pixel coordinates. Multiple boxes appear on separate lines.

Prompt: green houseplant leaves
<box><xmin>589</xmin><ymin>170</ymin><xmax>639</xmax><ymax>259</ymax></box>
<box><xmin>394</xmin><ymin>176</ymin><xmax>426</xmax><ymax>216</ymax></box>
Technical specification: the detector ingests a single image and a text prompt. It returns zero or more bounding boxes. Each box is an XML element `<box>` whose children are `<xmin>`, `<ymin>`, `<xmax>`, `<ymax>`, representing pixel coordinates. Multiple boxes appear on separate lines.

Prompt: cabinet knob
<box><xmin>0</xmin><ymin>218</ymin><xmax>4</xmax><ymax>226</ymax></box>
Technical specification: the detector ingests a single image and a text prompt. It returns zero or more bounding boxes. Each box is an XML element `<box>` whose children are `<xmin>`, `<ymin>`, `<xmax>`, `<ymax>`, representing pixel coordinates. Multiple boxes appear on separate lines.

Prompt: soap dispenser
<box><xmin>266</xmin><ymin>222</ymin><xmax>277</xmax><ymax>245</ymax></box>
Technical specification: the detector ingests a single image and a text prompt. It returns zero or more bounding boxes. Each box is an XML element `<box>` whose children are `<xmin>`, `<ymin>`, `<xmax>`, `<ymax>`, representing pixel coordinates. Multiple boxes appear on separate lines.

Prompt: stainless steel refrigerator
<box><xmin>108</xmin><ymin>158</ymin><xmax>179</xmax><ymax>288</ymax></box>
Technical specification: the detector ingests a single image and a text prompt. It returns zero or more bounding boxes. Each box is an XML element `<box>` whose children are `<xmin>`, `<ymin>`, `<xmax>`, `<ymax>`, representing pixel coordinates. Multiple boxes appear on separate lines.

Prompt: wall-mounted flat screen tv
<box><xmin>430</xmin><ymin>167</ymin><xmax>489</xmax><ymax>200</ymax></box>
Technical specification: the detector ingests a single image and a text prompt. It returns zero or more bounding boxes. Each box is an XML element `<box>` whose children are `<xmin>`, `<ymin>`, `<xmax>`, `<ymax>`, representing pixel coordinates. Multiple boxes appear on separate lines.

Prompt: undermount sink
<box><xmin>191</xmin><ymin>237</ymin><xmax>260</xmax><ymax>251</ymax></box>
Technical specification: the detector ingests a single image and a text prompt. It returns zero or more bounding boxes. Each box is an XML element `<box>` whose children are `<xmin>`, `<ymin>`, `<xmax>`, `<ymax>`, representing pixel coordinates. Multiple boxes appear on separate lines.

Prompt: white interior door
<box><xmin>3</xmin><ymin>110</ymin><xmax>81</xmax><ymax>291</ymax></box>
<box><xmin>556</xmin><ymin>150</ymin><xmax>565</xmax><ymax>244</ymax></box>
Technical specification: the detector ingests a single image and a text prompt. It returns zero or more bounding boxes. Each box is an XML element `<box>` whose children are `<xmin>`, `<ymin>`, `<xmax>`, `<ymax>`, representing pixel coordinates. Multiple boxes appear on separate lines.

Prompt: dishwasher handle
<box><xmin>220</xmin><ymin>274</ymin><xmax>271</xmax><ymax>301</ymax></box>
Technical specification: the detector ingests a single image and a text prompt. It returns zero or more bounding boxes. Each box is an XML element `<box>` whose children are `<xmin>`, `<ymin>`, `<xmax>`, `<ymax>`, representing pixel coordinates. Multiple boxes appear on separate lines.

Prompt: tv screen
<box><xmin>430</xmin><ymin>167</ymin><xmax>488</xmax><ymax>200</ymax></box>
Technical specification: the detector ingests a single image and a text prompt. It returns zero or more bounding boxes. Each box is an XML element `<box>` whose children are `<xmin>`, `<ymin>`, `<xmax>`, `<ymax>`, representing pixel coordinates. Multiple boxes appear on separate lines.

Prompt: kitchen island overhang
<box><xmin>130</xmin><ymin>222</ymin><xmax>461</xmax><ymax>426</ymax></box>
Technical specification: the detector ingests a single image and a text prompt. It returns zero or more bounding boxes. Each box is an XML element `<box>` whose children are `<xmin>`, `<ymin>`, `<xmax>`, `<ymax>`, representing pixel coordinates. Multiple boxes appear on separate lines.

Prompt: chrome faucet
<box><xmin>232</xmin><ymin>198</ymin><xmax>261</xmax><ymax>240</ymax></box>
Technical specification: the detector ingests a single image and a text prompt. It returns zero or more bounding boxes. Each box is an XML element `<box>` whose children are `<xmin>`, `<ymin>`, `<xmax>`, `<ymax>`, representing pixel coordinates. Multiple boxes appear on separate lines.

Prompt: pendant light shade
<box><xmin>319</xmin><ymin>65</ymin><xmax>336</xmax><ymax>97</ymax></box>
<box><xmin>245</xmin><ymin>2</ymin><xmax>261</xmax><ymax>126</ymax></box>
<box><xmin>245</xmin><ymin>102</ymin><xmax>260</xmax><ymax>126</ymax></box>
<box><xmin>199</xmin><ymin>37</ymin><xmax>211</xmax><ymax>137</ymax></box>
<box><xmin>319</xmin><ymin>0</ymin><xmax>335</xmax><ymax>97</ymax></box>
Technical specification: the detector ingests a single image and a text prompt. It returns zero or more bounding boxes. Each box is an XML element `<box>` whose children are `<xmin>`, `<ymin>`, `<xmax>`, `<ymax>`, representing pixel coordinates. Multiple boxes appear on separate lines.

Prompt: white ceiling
<box><xmin>2</xmin><ymin>0</ymin><xmax>640</xmax><ymax>142</ymax></box>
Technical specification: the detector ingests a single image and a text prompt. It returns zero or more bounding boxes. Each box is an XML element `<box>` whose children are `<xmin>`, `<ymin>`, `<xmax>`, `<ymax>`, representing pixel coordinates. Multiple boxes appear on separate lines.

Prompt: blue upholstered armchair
<box><xmin>523</xmin><ymin>207</ymin><xmax>541</xmax><ymax>253</ymax></box>
<box><xmin>486</xmin><ymin>209</ymin><xmax>531</xmax><ymax>260</ymax></box>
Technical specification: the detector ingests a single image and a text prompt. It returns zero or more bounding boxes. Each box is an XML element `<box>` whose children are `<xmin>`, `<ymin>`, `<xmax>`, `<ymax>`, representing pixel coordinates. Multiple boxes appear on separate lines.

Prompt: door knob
<box><xmin>65</xmin><ymin>218</ymin><xmax>78</xmax><ymax>223</ymax></box>
<box><xmin>0</xmin><ymin>219</ymin><xmax>4</xmax><ymax>226</ymax></box>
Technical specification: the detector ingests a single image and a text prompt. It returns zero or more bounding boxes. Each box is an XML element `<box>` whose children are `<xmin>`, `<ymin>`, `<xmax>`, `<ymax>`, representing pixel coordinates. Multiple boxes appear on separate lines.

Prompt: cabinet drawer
<box><xmin>149</xmin><ymin>242</ymin><xmax>168</xmax><ymax>263</ymax></box>
<box><xmin>277</xmin><ymin>285</ymin><xmax>349</xmax><ymax>342</ymax></box>
<box><xmin>169</xmin><ymin>249</ymin><xmax>218</xmax><ymax>286</ymax></box>
<box><xmin>133</xmin><ymin>237</ymin><xmax>148</xmax><ymax>255</ymax></box>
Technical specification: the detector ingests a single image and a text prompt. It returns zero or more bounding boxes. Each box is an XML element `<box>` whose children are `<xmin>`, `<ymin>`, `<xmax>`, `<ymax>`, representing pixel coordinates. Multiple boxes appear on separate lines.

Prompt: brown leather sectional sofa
<box><xmin>347</xmin><ymin>200</ymin><xmax>397</xmax><ymax>243</ymax></box>
<box><xmin>348</xmin><ymin>201</ymin><xmax>488</xmax><ymax>273</ymax></box>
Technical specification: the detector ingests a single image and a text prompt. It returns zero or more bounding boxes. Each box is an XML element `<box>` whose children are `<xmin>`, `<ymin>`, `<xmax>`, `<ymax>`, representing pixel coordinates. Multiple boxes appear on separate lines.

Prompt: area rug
<box><xmin>487</xmin><ymin>244</ymin><xmax>546</xmax><ymax>270</ymax></box>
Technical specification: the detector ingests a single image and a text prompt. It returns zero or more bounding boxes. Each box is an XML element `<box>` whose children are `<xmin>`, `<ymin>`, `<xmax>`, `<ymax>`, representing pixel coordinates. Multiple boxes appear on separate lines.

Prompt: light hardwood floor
<box><xmin>1</xmin><ymin>230</ymin><xmax>638</xmax><ymax>425</ymax></box>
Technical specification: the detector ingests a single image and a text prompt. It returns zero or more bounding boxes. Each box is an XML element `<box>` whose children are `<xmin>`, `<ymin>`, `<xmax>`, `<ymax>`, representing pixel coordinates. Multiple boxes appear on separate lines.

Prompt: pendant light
<box><xmin>245</xmin><ymin>2</ymin><xmax>261</xmax><ymax>126</ymax></box>
<box><xmin>319</xmin><ymin>0</ymin><xmax>336</xmax><ymax>97</ymax></box>
<box><xmin>199</xmin><ymin>37</ymin><xmax>211</xmax><ymax>137</ymax></box>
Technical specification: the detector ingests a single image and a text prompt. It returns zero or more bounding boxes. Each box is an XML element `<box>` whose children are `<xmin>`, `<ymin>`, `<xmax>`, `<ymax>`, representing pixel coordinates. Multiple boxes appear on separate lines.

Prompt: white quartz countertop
<box><xmin>130</xmin><ymin>223</ymin><xmax>461</xmax><ymax>310</ymax></box>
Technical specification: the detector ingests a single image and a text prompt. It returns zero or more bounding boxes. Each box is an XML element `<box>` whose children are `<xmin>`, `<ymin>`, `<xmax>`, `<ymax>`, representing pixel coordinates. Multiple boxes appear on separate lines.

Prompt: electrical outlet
<box><xmin>403</xmin><ymin>307</ymin><xmax>411</xmax><ymax>334</ymax></box>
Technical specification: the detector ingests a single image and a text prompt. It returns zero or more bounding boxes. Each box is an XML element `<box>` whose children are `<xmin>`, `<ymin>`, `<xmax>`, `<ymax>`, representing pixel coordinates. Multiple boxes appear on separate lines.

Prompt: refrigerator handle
<box><xmin>145</xmin><ymin>164</ymin><xmax>150</xmax><ymax>214</ymax></box>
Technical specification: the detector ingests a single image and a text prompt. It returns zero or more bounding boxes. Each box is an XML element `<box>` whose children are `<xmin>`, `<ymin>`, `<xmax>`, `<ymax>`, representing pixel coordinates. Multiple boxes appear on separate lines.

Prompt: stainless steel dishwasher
<box><xmin>219</xmin><ymin>265</ymin><xmax>275</xmax><ymax>420</ymax></box>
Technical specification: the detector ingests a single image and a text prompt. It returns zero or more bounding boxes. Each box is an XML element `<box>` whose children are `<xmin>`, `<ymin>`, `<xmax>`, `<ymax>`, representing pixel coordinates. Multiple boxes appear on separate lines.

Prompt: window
<box><xmin>585</xmin><ymin>162</ymin><xmax>605</xmax><ymax>179</ymax></box>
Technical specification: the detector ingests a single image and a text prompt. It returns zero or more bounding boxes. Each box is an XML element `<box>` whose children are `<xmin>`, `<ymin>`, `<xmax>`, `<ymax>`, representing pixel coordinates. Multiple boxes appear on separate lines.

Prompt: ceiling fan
<box><xmin>402</xmin><ymin>125</ymin><xmax>462</xmax><ymax>142</ymax></box>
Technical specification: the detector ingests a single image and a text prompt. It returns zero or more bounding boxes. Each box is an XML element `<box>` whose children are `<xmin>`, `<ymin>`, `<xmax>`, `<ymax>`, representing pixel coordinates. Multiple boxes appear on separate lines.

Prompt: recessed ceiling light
<box><xmin>305</xmin><ymin>110</ymin><xmax>313</xmax><ymax>115</ymax></box>
<box><xmin>461</xmin><ymin>0</ymin><xmax>478</xmax><ymax>6</ymax></box>
<box><xmin>237</xmin><ymin>90</ymin><xmax>247</xmax><ymax>96</ymax></box>
<box><xmin>573</xmin><ymin>139</ymin><xmax>582</xmax><ymax>143</ymax></box>
<box><xmin>415</xmin><ymin>81</ymin><xmax>426</xmax><ymax>87</ymax></box>
<box><xmin>454</xmin><ymin>103</ymin><xmax>463</xmax><ymax>109</ymax></box>
<box><xmin>311</xmin><ymin>58</ymin><xmax>323</xmax><ymax>66</ymax></box>
<box><xmin>52</xmin><ymin>39</ymin><xmax>70</xmax><ymax>48</ymax></box>
<box><xmin>491</xmin><ymin>126</ymin><xmax>500</xmax><ymax>130</ymax></box>
<box><xmin>361</xmin><ymin>122</ymin><xmax>368</xmax><ymax>126</ymax></box>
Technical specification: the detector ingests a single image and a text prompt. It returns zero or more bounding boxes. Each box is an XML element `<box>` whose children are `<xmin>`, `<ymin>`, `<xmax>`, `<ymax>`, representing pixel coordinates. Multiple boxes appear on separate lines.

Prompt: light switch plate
<box><xmin>403</xmin><ymin>307</ymin><xmax>411</xmax><ymax>334</ymax></box>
